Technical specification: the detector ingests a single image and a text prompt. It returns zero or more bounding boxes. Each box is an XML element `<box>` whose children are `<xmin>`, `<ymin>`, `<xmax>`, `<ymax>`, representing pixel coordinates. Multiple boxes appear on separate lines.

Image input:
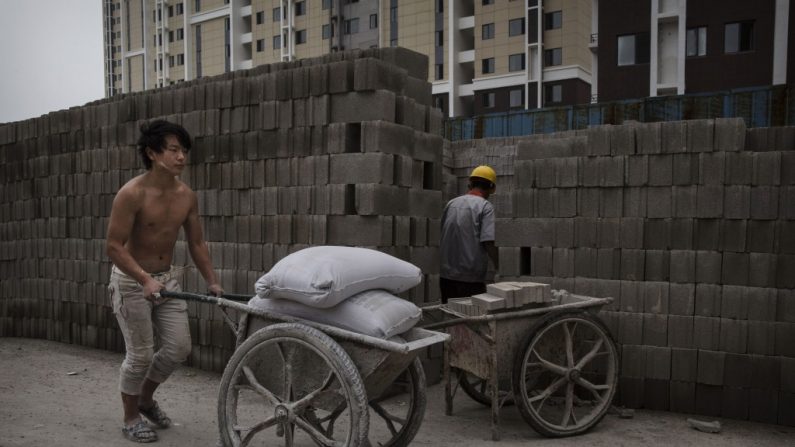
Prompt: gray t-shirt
<box><xmin>439</xmin><ymin>193</ymin><xmax>495</xmax><ymax>282</ymax></box>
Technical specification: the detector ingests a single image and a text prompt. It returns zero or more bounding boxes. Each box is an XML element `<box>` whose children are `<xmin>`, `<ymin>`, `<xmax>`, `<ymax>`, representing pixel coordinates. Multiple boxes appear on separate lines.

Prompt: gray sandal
<box><xmin>122</xmin><ymin>420</ymin><xmax>158</xmax><ymax>443</ymax></box>
<box><xmin>139</xmin><ymin>400</ymin><xmax>172</xmax><ymax>429</ymax></box>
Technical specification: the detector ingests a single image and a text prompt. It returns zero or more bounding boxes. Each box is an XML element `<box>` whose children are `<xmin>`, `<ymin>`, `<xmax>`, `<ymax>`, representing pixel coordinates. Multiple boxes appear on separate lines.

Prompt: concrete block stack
<box><xmin>446</xmin><ymin>119</ymin><xmax>794</xmax><ymax>425</ymax></box>
<box><xmin>446</xmin><ymin>281</ymin><xmax>553</xmax><ymax>315</ymax></box>
<box><xmin>0</xmin><ymin>47</ymin><xmax>444</xmax><ymax>377</ymax></box>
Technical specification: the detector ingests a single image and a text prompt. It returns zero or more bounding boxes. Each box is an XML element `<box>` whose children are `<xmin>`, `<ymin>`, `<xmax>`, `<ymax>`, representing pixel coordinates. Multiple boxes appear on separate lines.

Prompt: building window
<box><xmin>168</xmin><ymin>5</ymin><xmax>174</xmax><ymax>17</ymax></box>
<box><xmin>176</xmin><ymin>28</ymin><xmax>184</xmax><ymax>40</ymax></box>
<box><xmin>295</xmin><ymin>2</ymin><xmax>306</xmax><ymax>16</ymax></box>
<box><xmin>725</xmin><ymin>21</ymin><xmax>754</xmax><ymax>53</ymax></box>
<box><xmin>435</xmin><ymin>63</ymin><xmax>443</xmax><ymax>80</ymax></box>
<box><xmin>482</xmin><ymin>23</ymin><xmax>494</xmax><ymax>40</ymax></box>
<box><xmin>483</xmin><ymin>92</ymin><xmax>495</xmax><ymax>108</ymax></box>
<box><xmin>544</xmin><ymin>48</ymin><xmax>562</xmax><ymax>66</ymax></box>
<box><xmin>434</xmin><ymin>30</ymin><xmax>443</xmax><ymax>46</ymax></box>
<box><xmin>545</xmin><ymin>84</ymin><xmax>562</xmax><ymax>104</ymax></box>
<box><xmin>273</xmin><ymin>35</ymin><xmax>281</xmax><ymax>49</ymax></box>
<box><xmin>256</xmin><ymin>11</ymin><xmax>264</xmax><ymax>24</ymax></box>
<box><xmin>545</xmin><ymin>11</ymin><xmax>562</xmax><ymax>30</ymax></box>
<box><xmin>482</xmin><ymin>58</ymin><xmax>495</xmax><ymax>74</ymax></box>
<box><xmin>437</xmin><ymin>0</ymin><xmax>444</xmax><ymax>13</ymax></box>
<box><xmin>176</xmin><ymin>2</ymin><xmax>183</xmax><ymax>15</ymax></box>
<box><xmin>256</xmin><ymin>39</ymin><xmax>265</xmax><ymax>52</ymax></box>
<box><xmin>686</xmin><ymin>26</ymin><xmax>707</xmax><ymax>57</ymax></box>
<box><xmin>390</xmin><ymin>38</ymin><xmax>398</xmax><ymax>47</ymax></box>
<box><xmin>370</xmin><ymin>14</ymin><xmax>378</xmax><ymax>29</ymax></box>
<box><xmin>195</xmin><ymin>0</ymin><xmax>200</xmax><ymax>13</ymax></box>
<box><xmin>322</xmin><ymin>0</ymin><xmax>331</xmax><ymax>10</ymax></box>
<box><xmin>168</xmin><ymin>30</ymin><xmax>174</xmax><ymax>42</ymax></box>
<box><xmin>169</xmin><ymin>55</ymin><xmax>175</xmax><ymax>67</ymax></box>
<box><xmin>509</xmin><ymin>18</ymin><xmax>525</xmax><ymax>37</ymax></box>
<box><xmin>296</xmin><ymin>29</ymin><xmax>307</xmax><ymax>44</ymax></box>
<box><xmin>617</xmin><ymin>33</ymin><xmax>650</xmax><ymax>66</ymax></box>
<box><xmin>482</xmin><ymin>0</ymin><xmax>494</xmax><ymax>5</ymax></box>
<box><xmin>390</xmin><ymin>7</ymin><xmax>397</xmax><ymax>23</ymax></box>
<box><xmin>509</xmin><ymin>53</ymin><xmax>526</xmax><ymax>71</ymax></box>
<box><xmin>177</xmin><ymin>54</ymin><xmax>184</xmax><ymax>65</ymax></box>
<box><xmin>322</xmin><ymin>24</ymin><xmax>332</xmax><ymax>39</ymax></box>
<box><xmin>273</xmin><ymin>7</ymin><xmax>281</xmax><ymax>22</ymax></box>
<box><xmin>344</xmin><ymin>18</ymin><xmax>359</xmax><ymax>35</ymax></box>
<box><xmin>510</xmin><ymin>89</ymin><xmax>524</xmax><ymax>108</ymax></box>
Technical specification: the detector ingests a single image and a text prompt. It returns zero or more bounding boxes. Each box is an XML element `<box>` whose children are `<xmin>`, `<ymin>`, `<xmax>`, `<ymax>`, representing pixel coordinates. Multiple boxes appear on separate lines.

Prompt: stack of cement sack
<box><xmin>446</xmin><ymin>281</ymin><xmax>553</xmax><ymax>316</ymax></box>
<box><xmin>249</xmin><ymin>246</ymin><xmax>422</xmax><ymax>338</ymax></box>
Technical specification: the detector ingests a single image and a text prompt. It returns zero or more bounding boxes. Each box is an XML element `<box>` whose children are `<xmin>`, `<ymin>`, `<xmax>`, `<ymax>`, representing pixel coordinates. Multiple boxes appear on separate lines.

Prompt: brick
<box><xmin>747</xmin><ymin>220</ymin><xmax>776</xmax><ymax>252</ymax></box>
<box><xmin>621</xmin><ymin>344</ymin><xmax>646</xmax><ymax>378</ymax></box>
<box><xmin>329</xmin><ymin>153</ymin><xmax>394</xmax><ymax>184</ymax></box>
<box><xmin>617</xmin><ymin>312</ymin><xmax>643</xmax><ymax>344</ymax></box>
<box><xmin>693</xmin><ymin>316</ymin><xmax>721</xmax><ymax>350</ymax></box>
<box><xmin>777</xmin><ymin>289</ymin><xmax>795</xmax><ymax>322</ymax></box>
<box><xmin>671</xmin><ymin>348</ymin><xmax>698</xmax><ymax>381</ymax></box>
<box><xmin>722</xmin><ymin>387</ymin><xmax>750</xmax><ymax>420</ymax></box>
<box><xmin>619</xmin><ymin>218</ymin><xmax>644</xmax><ymax>249</ymax></box>
<box><xmin>618</xmin><ymin>377</ymin><xmax>645</xmax><ymax>409</ymax></box>
<box><xmin>495</xmin><ymin>218</ymin><xmax>555</xmax><ymax>247</ymax></box>
<box><xmin>725</xmin><ymin>152</ymin><xmax>754</xmax><ymax>184</ymax></box>
<box><xmin>627</xmin><ymin>155</ymin><xmax>648</xmax><ymax>186</ymax></box>
<box><xmin>695</xmin><ymin>384</ymin><xmax>723</xmax><ymax>416</ymax></box>
<box><xmin>669</xmin><ymin>283</ymin><xmax>695</xmax><ymax>315</ymax></box>
<box><xmin>777</xmin><ymin>255</ymin><xmax>795</xmax><ymax>288</ymax></box>
<box><xmin>722</xmin><ymin>252</ymin><xmax>749</xmax><ymax>286</ymax></box>
<box><xmin>620</xmin><ymin>249</ymin><xmax>645</xmax><ymax>281</ymax></box>
<box><xmin>326</xmin><ymin>215</ymin><xmax>392</xmax><ymax>246</ymax></box>
<box><xmin>648</xmin><ymin>154</ymin><xmax>674</xmax><ymax>186</ymax></box>
<box><xmin>644</xmin><ymin>378</ymin><xmax>670</xmax><ymax>410</ymax></box>
<box><xmin>668</xmin><ymin>315</ymin><xmax>694</xmax><ymax>348</ymax></box>
<box><xmin>577</xmin><ymin>187</ymin><xmax>600</xmax><ymax>216</ymax></box>
<box><xmin>623</xmin><ymin>187</ymin><xmax>647</xmax><ymax>217</ymax></box>
<box><xmin>749</xmin><ymin>388</ymin><xmax>779</xmax><ymax>424</ymax></box>
<box><xmin>642</xmin><ymin>314</ymin><xmax>668</xmax><ymax>346</ymax></box>
<box><xmin>720</xmin><ymin>285</ymin><xmax>749</xmax><ymax>319</ymax></box>
<box><xmin>750</xmin><ymin>186</ymin><xmax>779</xmax><ymax>219</ymax></box>
<box><xmin>686</xmin><ymin>119</ymin><xmax>714</xmax><ymax>152</ymax></box>
<box><xmin>779</xmin><ymin>392</ymin><xmax>795</xmax><ymax>426</ymax></box>
<box><xmin>670</xmin><ymin>218</ymin><xmax>695</xmax><ymax>249</ymax></box>
<box><xmin>596</xmin><ymin>248</ymin><xmax>621</xmax><ymax>279</ymax></box>
<box><xmin>610</xmin><ymin>124</ymin><xmax>636</xmax><ymax>155</ymax></box>
<box><xmin>697</xmin><ymin>349</ymin><xmax>725</xmax><ymax>385</ymax></box>
<box><xmin>753</xmin><ymin>152</ymin><xmax>781</xmax><ymax>185</ymax></box>
<box><xmin>330</xmin><ymin>90</ymin><xmax>396</xmax><ymax>123</ymax></box>
<box><xmin>574</xmin><ymin>247</ymin><xmax>598</xmax><ymax>277</ymax></box>
<box><xmin>695</xmin><ymin>251</ymin><xmax>722</xmax><ymax>284</ymax></box>
<box><xmin>643</xmin><ymin>219</ymin><xmax>670</xmax><ymax>250</ymax></box>
<box><xmin>669</xmin><ymin>251</ymin><xmax>696</xmax><ymax>284</ymax></box>
<box><xmin>723</xmin><ymin>185</ymin><xmax>751</xmax><ymax>219</ymax></box>
<box><xmin>781</xmin><ymin>187</ymin><xmax>795</xmax><ymax>219</ymax></box>
<box><xmin>775</xmin><ymin>322</ymin><xmax>795</xmax><ymax>356</ymax></box>
<box><xmin>696</xmin><ymin>185</ymin><xmax>723</xmax><ymax>218</ymax></box>
<box><xmin>645</xmin><ymin>250</ymin><xmax>670</xmax><ymax>281</ymax></box>
<box><xmin>747</xmin><ymin>321</ymin><xmax>776</xmax><ymax>355</ymax></box>
<box><xmin>636</xmin><ymin>122</ymin><xmax>661</xmax><ymax>154</ymax></box>
<box><xmin>714</xmin><ymin>117</ymin><xmax>746</xmax><ymax>152</ymax></box>
<box><xmin>499</xmin><ymin>247</ymin><xmax>521</xmax><ymax>277</ymax></box>
<box><xmin>669</xmin><ymin>381</ymin><xmax>696</xmax><ymax>413</ymax></box>
<box><xmin>552</xmin><ymin>248</ymin><xmax>574</xmax><ymax>278</ymax></box>
<box><xmin>719</xmin><ymin>318</ymin><xmax>748</xmax><ymax>353</ymax></box>
<box><xmin>746</xmin><ymin>287</ymin><xmax>777</xmax><ymax>321</ymax></box>
<box><xmin>661</xmin><ymin>121</ymin><xmax>686</xmax><ymax>153</ymax></box>
<box><xmin>673</xmin><ymin>186</ymin><xmax>698</xmax><ymax>217</ymax></box>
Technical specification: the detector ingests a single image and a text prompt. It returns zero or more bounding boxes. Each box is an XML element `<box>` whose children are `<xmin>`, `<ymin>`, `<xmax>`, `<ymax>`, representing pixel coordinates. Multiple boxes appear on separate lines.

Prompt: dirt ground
<box><xmin>0</xmin><ymin>337</ymin><xmax>793</xmax><ymax>447</ymax></box>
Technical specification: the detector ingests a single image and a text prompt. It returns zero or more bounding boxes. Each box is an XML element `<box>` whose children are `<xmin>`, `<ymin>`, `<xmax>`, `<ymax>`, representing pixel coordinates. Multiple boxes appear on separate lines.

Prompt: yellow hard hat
<box><xmin>470</xmin><ymin>165</ymin><xmax>497</xmax><ymax>185</ymax></box>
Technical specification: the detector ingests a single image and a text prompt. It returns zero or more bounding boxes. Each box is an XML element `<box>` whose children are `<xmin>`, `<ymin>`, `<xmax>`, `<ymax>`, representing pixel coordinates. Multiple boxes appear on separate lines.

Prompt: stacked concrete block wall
<box><xmin>446</xmin><ymin>119</ymin><xmax>795</xmax><ymax>426</ymax></box>
<box><xmin>0</xmin><ymin>47</ymin><xmax>445</xmax><ymax>379</ymax></box>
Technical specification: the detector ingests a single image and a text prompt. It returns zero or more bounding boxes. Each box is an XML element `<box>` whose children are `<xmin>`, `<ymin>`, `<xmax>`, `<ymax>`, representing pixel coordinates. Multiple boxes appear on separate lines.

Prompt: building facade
<box><xmin>102</xmin><ymin>0</ymin><xmax>594</xmax><ymax>117</ymax></box>
<box><xmin>593</xmin><ymin>0</ymin><xmax>793</xmax><ymax>102</ymax></box>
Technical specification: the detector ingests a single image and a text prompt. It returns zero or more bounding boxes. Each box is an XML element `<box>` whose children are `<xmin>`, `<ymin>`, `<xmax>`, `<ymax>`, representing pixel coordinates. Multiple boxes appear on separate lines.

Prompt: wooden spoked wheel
<box><xmin>218</xmin><ymin>323</ymin><xmax>369</xmax><ymax>447</ymax></box>
<box><xmin>367</xmin><ymin>357</ymin><xmax>427</xmax><ymax>447</ymax></box>
<box><xmin>512</xmin><ymin>311</ymin><xmax>618</xmax><ymax>437</ymax></box>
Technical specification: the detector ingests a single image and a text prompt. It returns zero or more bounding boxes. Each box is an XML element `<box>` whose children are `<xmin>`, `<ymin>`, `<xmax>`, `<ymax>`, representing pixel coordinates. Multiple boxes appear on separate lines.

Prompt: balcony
<box><xmin>589</xmin><ymin>33</ymin><xmax>598</xmax><ymax>52</ymax></box>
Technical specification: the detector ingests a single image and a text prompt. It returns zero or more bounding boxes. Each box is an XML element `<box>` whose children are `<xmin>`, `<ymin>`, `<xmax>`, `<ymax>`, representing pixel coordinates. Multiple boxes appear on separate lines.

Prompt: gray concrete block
<box><xmin>499</xmin><ymin>247</ymin><xmax>522</xmax><ymax>277</ymax></box>
<box><xmin>327</xmin><ymin>215</ymin><xmax>392</xmax><ymax>246</ymax></box>
<box><xmin>646</xmin><ymin>346</ymin><xmax>672</xmax><ymax>380</ymax></box>
<box><xmin>747</xmin><ymin>321</ymin><xmax>776</xmax><ymax>355</ymax></box>
<box><xmin>601</xmin><ymin>156</ymin><xmax>625</xmax><ymax>187</ymax></box>
<box><xmin>597</xmin><ymin>218</ymin><xmax>621</xmax><ymax>248</ymax></box>
<box><xmin>673</xmin><ymin>186</ymin><xmax>698</xmax><ymax>217</ymax></box>
<box><xmin>777</xmin><ymin>288</ymin><xmax>795</xmax><ymax>322</ymax></box>
<box><xmin>552</xmin><ymin>248</ymin><xmax>574</xmax><ymax>278</ymax></box>
<box><xmin>620</xmin><ymin>218</ymin><xmax>644</xmax><ymax>249</ymax></box>
<box><xmin>645</xmin><ymin>250</ymin><xmax>670</xmax><ymax>281</ymax></box>
<box><xmin>661</xmin><ymin>121</ymin><xmax>687</xmax><ymax>153</ymax></box>
<box><xmin>670</xmin><ymin>250</ymin><xmax>696</xmax><ymax>283</ymax></box>
<box><xmin>696</xmin><ymin>251</ymin><xmax>723</xmax><ymax>284</ymax></box>
<box><xmin>600</xmin><ymin>187</ymin><xmax>623</xmax><ymax>217</ymax></box>
<box><xmin>720</xmin><ymin>285</ymin><xmax>749</xmax><ymax>319</ymax></box>
<box><xmin>668</xmin><ymin>315</ymin><xmax>695</xmax><ymax>348</ymax></box>
<box><xmin>696</xmin><ymin>185</ymin><xmax>724</xmax><ymax>218</ymax></box>
<box><xmin>646</xmin><ymin>186</ymin><xmax>673</xmax><ymax>219</ymax></box>
<box><xmin>648</xmin><ymin>154</ymin><xmax>674</xmax><ymax>186</ymax></box>
<box><xmin>495</xmin><ymin>218</ymin><xmax>555</xmax><ymax>247</ymax></box>
<box><xmin>621</xmin><ymin>249</ymin><xmax>645</xmax><ymax>281</ymax></box>
<box><xmin>723</xmin><ymin>185</ymin><xmax>751</xmax><ymax>219</ymax></box>
<box><xmin>697</xmin><ymin>349</ymin><xmax>725</xmax><ymax>385</ymax></box>
<box><xmin>410</xmin><ymin>217</ymin><xmax>428</xmax><ymax>246</ymax></box>
<box><xmin>627</xmin><ymin>155</ymin><xmax>648</xmax><ymax>186</ymax></box>
<box><xmin>713</xmin><ymin>117</ymin><xmax>746</xmax><ymax>152</ymax></box>
<box><xmin>353</xmin><ymin>57</ymin><xmax>408</xmax><ymax>93</ymax></box>
<box><xmin>329</xmin><ymin>153</ymin><xmax>394</xmax><ymax>184</ymax></box>
<box><xmin>753</xmin><ymin>152</ymin><xmax>782</xmax><ymax>186</ymax></box>
<box><xmin>643</xmin><ymin>219</ymin><xmax>671</xmax><ymax>250</ymax></box>
<box><xmin>530</xmin><ymin>246</ymin><xmax>553</xmax><ymax>276</ymax></box>
<box><xmin>596</xmin><ymin>248</ymin><xmax>621</xmax><ymax>279</ymax></box>
<box><xmin>642</xmin><ymin>313</ymin><xmax>668</xmax><ymax>346</ymax></box>
<box><xmin>636</xmin><ymin>122</ymin><xmax>662</xmax><ymax>154</ymax></box>
<box><xmin>695</xmin><ymin>283</ymin><xmax>722</xmax><ymax>317</ymax></box>
<box><xmin>577</xmin><ymin>188</ymin><xmax>600</xmax><ymax>217</ymax></box>
<box><xmin>360</xmin><ymin>120</ymin><xmax>414</xmax><ymax>156</ymax></box>
<box><xmin>610</xmin><ymin>124</ymin><xmax>636</xmax><ymax>155</ymax></box>
<box><xmin>750</xmin><ymin>186</ymin><xmax>779</xmax><ymax>219</ymax></box>
<box><xmin>775</xmin><ymin>322</ymin><xmax>795</xmax><ymax>356</ymax></box>
<box><xmin>720</xmin><ymin>219</ymin><xmax>746</xmax><ymax>252</ymax></box>
<box><xmin>669</xmin><ymin>283</ymin><xmax>695</xmax><ymax>316</ymax></box>
<box><xmin>617</xmin><ymin>312</ymin><xmax>643</xmax><ymax>344</ymax></box>
<box><xmin>575</xmin><ymin>217</ymin><xmax>598</xmax><ymax>248</ymax></box>
<box><xmin>578</xmin><ymin>157</ymin><xmax>600</xmax><ymax>187</ymax></box>
<box><xmin>781</xmin><ymin>187</ymin><xmax>795</xmax><ymax>219</ymax></box>
<box><xmin>719</xmin><ymin>318</ymin><xmax>748</xmax><ymax>353</ymax></box>
<box><xmin>725</xmin><ymin>152</ymin><xmax>754</xmax><ymax>185</ymax></box>
<box><xmin>327</xmin><ymin>60</ymin><xmax>354</xmax><ymax>94</ymax></box>
<box><xmin>574</xmin><ymin>247</ymin><xmax>598</xmax><ymax>277</ymax></box>
<box><xmin>671</xmin><ymin>348</ymin><xmax>698</xmax><ymax>381</ymax></box>
<box><xmin>747</xmin><ymin>220</ymin><xmax>776</xmax><ymax>253</ymax></box>
<box><xmin>587</xmin><ymin>125</ymin><xmax>611</xmax><ymax>156</ymax></box>
<box><xmin>687</xmin><ymin>119</ymin><xmax>714</xmax><ymax>153</ymax></box>
<box><xmin>623</xmin><ymin>187</ymin><xmax>648</xmax><ymax>217</ymax></box>
<box><xmin>642</xmin><ymin>281</ymin><xmax>670</xmax><ymax>314</ymax></box>
<box><xmin>722</xmin><ymin>252</ymin><xmax>750</xmax><ymax>286</ymax></box>
<box><xmin>408</xmin><ymin>189</ymin><xmax>442</xmax><ymax>219</ymax></box>
<box><xmin>672</xmin><ymin>153</ymin><xmax>700</xmax><ymax>185</ymax></box>
<box><xmin>330</xmin><ymin>90</ymin><xmax>396</xmax><ymax>124</ymax></box>
<box><xmin>782</xmin><ymin>152</ymin><xmax>795</xmax><ymax>184</ymax></box>
<box><xmin>621</xmin><ymin>344</ymin><xmax>647</xmax><ymax>378</ymax></box>
<box><xmin>620</xmin><ymin>281</ymin><xmax>641</xmax><ymax>312</ymax></box>
<box><xmin>699</xmin><ymin>152</ymin><xmax>726</xmax><ymax>185</ymax></box>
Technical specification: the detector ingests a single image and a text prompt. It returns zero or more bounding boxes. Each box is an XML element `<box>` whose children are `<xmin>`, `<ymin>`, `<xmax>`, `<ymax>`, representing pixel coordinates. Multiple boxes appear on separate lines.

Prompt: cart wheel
<box><xmin>368</xmin><ymin>357</ymin><xmax>426</xmax><ymax>447</ymax></box>
<box><xmin>218</xmin><ymin>323</ymin><xmax>369</xmax><ymax>447</ymax></box>
<box><xmin>457</xmin><ymin>370</ymin><xmax>514</xmax><ymax>407</ymax></box>
<box><xmin>512</xmin><ymin>310</ymin><xmax>618</xmax><ymax>438</ymax></box>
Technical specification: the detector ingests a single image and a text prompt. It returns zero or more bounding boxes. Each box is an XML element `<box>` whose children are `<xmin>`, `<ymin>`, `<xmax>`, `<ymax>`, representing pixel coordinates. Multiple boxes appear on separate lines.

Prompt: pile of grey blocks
<box><xmin>0</xmin><ymin>47</ymin><xmax>445</xmax><ymax>376</ymax></box>
<box><xmin>448</xmin><ymin>119</ymin><xmax>795</xmax><ymax>426</ymax></box>
<box><xmin>447</xmin><ymin>281</ymin><xmax>553</xmax><ymax>315</ymax></box>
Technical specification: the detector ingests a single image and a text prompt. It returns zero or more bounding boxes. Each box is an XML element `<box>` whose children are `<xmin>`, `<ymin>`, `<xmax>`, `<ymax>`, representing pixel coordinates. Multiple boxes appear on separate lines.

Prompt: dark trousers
<box><xmin>439</xmin><ymin>277</ymin><xmax>486</xmax><ymax>304</ymax></box>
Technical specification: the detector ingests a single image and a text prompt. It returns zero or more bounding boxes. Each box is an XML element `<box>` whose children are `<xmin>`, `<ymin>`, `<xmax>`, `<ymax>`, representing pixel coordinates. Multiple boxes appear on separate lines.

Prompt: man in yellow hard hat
<box><xmin>439</xmin><ymin>165</ymin><xmax>499</xmax><ymax>303</ymax></box>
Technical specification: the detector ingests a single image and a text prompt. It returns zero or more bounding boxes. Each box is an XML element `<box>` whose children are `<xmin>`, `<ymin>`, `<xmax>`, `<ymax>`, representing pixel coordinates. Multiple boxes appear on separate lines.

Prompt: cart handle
<box><xmin>158</xmin><ymin>290</ymin><xmax>448</xmax><ymax>354</ymax></box>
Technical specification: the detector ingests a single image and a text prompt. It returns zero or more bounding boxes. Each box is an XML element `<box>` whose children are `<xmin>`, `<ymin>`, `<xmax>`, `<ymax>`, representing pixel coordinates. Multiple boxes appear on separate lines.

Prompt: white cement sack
<box><xmin>255</xmin><ymin>246</ymin><xmax>422</xmax><ymax>308</ymax></box>
<box><xmin>248</xmin><ymin>289</ymin><xmax>421</xmax><ymax>338</ymax></box>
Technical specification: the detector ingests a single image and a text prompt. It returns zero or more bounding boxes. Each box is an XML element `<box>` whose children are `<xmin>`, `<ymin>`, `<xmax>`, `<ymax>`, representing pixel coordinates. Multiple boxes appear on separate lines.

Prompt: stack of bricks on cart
<box><xmin>449</xmin><ymin>119</ymin><xmax>795</xmax><ymax>426</ymax></box>
<box><xmin>0</xmin><ymin>47</ymin><xmax>445</xmax><ymax>379</ymax></box>
<box><xmin>447</xmin><ymin>281</ymin><xmax>553</xmax><ymax>316</ymax></box>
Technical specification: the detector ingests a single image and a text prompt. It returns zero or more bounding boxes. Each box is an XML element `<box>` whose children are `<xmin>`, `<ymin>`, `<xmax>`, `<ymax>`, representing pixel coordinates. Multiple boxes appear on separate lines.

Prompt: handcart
<box><xmin>160</xmin><ymin>290</ymin><xmax>449</xmax><ymax>447</ymax></box>
<box><xmin>420</xmin><ymin>290</ymin><xmax>619</xmax><ymax>440</ymax></box>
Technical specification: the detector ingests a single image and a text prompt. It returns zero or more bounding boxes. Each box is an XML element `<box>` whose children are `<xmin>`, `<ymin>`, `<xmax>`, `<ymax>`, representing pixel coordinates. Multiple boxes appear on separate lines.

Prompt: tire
<box><xmin>457</xmin><ymin>370</ymin><xmax>514</xmax><ymax>407</ymax></box>
<box><xmin>512</xmin><ymin>310</ymin><xmax>619</xmax><ymax>438</ymax></box>
<box><xmin>368</xmin><ymin>357</ymin><xmax>426</xmax><ymax>447</ymax></box>
<box><xmin>218</xmin><ymin>323</ymin><xmax>369</xmax><ymax>447</ymax></box>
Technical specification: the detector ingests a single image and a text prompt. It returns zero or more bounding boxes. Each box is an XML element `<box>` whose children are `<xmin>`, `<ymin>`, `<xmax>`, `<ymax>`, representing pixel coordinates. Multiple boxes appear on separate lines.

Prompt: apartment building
<box><xmin>592</xmin><ymin>0</ymin><xmax>794</xmax><ymax>102</ymax></box>
<box><xmin>103</xmin><ymin>0</ymin><xmax>594</xmax><ymax>117</ymax></box>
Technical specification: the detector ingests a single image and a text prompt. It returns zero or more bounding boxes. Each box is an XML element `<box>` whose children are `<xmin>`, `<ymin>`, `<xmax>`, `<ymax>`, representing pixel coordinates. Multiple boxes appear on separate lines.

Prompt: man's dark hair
<box><xmin>469</xmin><ymin>177</ymin><xmax>495</xmax><ymax>191</ymax></box>
<box><xmin>137</xmin><ymin>120</ymin><xmax>192</xmax><ymax>170</ymax></box>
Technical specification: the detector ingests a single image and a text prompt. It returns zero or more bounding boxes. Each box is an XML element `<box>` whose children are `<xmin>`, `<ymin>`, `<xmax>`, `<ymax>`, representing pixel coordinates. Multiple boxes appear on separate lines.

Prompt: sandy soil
<box><xmin>1</xmin><ymin>337</ymin><xmax>793</xmax><ymax>447</ymax></box>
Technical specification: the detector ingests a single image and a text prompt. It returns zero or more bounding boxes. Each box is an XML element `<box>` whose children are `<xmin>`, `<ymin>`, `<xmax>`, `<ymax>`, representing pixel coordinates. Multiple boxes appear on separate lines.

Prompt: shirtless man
<box><xmin>106</xmin><ymin>120</ymin><xmax>223</xmax><ymax>443</ymax></box>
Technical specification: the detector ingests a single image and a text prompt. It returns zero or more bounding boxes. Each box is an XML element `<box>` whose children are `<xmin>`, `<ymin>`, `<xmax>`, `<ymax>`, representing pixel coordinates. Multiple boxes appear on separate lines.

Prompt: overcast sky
<box><xmin>0</xmin><ymin>0</ymin><xmax>104</xmax><ymax>123</ymax></box>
